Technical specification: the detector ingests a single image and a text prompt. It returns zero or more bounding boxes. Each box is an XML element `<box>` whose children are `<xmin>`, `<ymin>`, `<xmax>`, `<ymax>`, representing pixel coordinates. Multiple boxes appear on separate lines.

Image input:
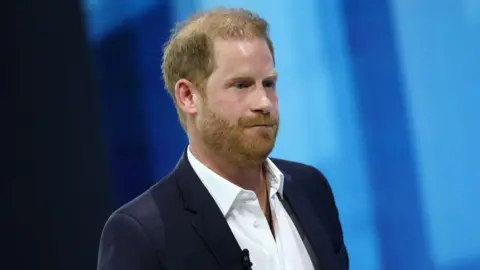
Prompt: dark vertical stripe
<box><xmin>3</xmin><ymin>0</ymin><xmax>112</xmax><ymax>269</ymax></box>
<box><xmin>339</xmin><ymin>1</ymin><xmax>433</xmax><ymax>269</ymax></box>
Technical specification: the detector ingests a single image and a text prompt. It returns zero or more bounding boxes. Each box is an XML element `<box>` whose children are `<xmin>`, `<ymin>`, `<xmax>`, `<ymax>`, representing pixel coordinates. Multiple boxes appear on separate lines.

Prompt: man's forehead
<box><xmin>213</xmin><ymin>39</ymin><xmax>273</xmax><ymax>68</ymax></box>
<box><xmin>213</xmin><ymin>61</ymin><xmax>275</xmax><ymax>79</ymax></box>
<box><xmin>213</xmin><ymin>37</ymin><xmax>266</xmax><ymax>51</ymax></box>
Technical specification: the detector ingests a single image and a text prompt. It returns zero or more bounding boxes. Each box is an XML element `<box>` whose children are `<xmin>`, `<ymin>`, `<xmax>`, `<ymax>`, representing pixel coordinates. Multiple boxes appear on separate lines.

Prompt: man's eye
<box><xmin>234</xmin><ymin>82</ymin><xmax>251</xmax><ymax>89</ymax></box>
<box><xmin>263</xmin><ymin>81</ymin><xmax>276</xmax><ymax>88</ymax></box>
<box><xmin>235</xmin><ymin>83</ymin><xmax>246</xmax><ymax>89</ymax></box>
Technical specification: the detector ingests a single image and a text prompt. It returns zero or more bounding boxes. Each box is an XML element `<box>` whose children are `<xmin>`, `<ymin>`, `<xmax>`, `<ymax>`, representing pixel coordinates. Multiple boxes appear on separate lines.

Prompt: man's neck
<box><xmin>189</xmin><ymin>143</ymin><xmax>265</xmax><ymax>193</ymax></box>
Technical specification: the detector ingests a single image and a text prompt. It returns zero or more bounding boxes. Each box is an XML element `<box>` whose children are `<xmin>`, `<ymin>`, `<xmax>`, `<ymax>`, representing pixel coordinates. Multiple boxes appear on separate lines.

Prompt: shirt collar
<box><xmin>265</xmin><ymin>157</ymin><xmax>285</xmax><ymax>199</ymax></box>
<box><xmin>187</xmin><ymin>146</ymin><xmax>285</xmax><ymax>217</ymax></box>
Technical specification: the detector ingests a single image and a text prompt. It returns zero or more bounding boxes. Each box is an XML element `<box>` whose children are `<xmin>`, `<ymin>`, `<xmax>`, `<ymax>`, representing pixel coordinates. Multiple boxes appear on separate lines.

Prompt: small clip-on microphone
<box><xmin>241</xmin><ymin>249</ymin><xmax>253</xmax><ymax>270</ymax></box>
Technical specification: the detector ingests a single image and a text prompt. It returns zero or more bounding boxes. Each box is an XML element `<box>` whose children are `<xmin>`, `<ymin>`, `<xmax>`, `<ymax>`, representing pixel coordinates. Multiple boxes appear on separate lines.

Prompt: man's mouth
<box><xmin>246</xmin><ymin>124</ymin><xmax>273</xmax><ymax>128</ymax></box>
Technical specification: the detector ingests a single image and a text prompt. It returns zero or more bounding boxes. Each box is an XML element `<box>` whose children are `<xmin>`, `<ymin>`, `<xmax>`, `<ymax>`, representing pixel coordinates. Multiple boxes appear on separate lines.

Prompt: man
<box><xmin>98</xmin><ymin>8</ymin><xmax>348</xmax><ymax>270</ymax></box>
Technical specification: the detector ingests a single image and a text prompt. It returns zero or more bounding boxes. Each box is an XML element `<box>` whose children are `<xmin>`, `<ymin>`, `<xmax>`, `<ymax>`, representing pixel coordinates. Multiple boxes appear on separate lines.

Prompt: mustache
<box><xmin>239</xmin><ymin>115</ymin><xmax>279</xmax><ymax>127</ymax></box>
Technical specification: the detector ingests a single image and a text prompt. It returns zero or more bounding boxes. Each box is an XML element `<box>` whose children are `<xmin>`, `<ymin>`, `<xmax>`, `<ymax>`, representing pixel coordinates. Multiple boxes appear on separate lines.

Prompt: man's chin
<box><xmin>243</xmin><ymin>141</ymin><xmax>275</xmax><ymax>159</ymax></box>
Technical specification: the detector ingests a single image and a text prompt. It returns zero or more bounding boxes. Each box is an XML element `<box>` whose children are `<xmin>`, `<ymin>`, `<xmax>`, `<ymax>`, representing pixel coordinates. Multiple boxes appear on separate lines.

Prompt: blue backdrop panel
<box><xmin>391</xmin><ymin>1</ymin><xmax>480</xmax><ymax>269</ymax></box>
<box><xmin>340</xmin><ymin>0</ymin><xmax>433</xmax><ymax>269</ymax></box>
<box><xmin>83</xmin><ymin>1</ymin><xmax>480</xmax><ymax>269</ymax></box>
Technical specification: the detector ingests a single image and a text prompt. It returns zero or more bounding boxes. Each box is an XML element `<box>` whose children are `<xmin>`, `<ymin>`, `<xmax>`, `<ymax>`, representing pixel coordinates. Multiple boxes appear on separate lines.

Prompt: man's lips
<box><xmin>246</xmin><ymin>124</ymin><xmax>274</xmax><ymax>128</ymax></box>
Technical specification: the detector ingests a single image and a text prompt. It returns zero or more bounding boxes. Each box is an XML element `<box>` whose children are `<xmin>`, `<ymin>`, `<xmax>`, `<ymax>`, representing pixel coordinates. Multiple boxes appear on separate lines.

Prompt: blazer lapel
<box><xmin>173</xmin><ymin>151</ymin><xmax>243</xmax><ymax>270</ymax></box>
<box><xmin>283</xmin><ymin>173</ymin><xmax>341</xmax><ymax>270</ymax></box>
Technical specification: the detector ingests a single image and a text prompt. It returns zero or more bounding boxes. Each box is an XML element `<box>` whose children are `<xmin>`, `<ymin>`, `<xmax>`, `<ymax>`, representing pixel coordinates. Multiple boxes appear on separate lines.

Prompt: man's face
<box><xmin>196</xmin><ymin>37</ymin><xmax>279</xmax><ymax>166</ymax></box>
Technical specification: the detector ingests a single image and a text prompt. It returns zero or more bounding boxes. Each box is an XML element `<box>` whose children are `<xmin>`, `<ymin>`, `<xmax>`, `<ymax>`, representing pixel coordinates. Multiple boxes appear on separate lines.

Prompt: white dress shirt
<box><xmin>187</xmin><ymin>147</ymin><xmax>314</xmax><ymax>270</ymax></box>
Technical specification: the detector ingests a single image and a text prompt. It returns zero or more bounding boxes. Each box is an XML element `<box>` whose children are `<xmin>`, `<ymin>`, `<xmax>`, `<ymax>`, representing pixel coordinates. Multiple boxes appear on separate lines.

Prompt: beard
<box><xmin>197</xmin><ymin>105</ymin><xmax>279</xmax><ymax>168</ymax></box>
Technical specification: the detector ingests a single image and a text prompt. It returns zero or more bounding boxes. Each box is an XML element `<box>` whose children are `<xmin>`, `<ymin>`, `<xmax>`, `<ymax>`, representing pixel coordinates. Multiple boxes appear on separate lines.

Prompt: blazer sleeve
<box><xmin>97</xmin><ymin>212</ymin><xmax>164</xmax><ymax>270</ymax></box>
<box><xmin>309</xmin><ymin>166</ymin><xmax>350</xmax><ymax>270</ymax></box>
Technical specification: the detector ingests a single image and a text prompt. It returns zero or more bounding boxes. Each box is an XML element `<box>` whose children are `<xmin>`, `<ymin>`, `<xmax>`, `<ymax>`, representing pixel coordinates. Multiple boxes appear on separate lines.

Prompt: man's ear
<box><xmin>174</xmin><ymin>79</ymin><xmax>199</xmax><ymax>116</ymax></box>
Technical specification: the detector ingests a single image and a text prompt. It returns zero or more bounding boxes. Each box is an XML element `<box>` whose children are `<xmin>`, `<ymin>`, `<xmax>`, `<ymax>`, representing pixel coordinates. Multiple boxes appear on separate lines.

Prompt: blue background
<box><xmin>82</xmin><ymin>1</ymin><xmax>480</xmax><ymax>269</ymax></box>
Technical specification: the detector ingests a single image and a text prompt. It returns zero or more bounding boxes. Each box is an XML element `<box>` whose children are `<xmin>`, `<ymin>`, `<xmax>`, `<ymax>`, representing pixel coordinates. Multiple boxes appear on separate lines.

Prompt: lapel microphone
<box><xmin>241</xmin><ymin>249</ymin><xmax>253</xmax><ymax>270</ymax></box>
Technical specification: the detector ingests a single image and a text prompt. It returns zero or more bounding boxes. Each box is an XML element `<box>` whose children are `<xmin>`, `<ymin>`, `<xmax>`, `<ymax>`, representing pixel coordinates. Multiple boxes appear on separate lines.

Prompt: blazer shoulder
<box><xmin>270</xmin><ymin>157</ymin><xmax>334</xmax><ymax>204</ymax></box>
<box><xmin>270</xmin><ymin>157</ymin><xmax>310</xmax><ymax>170</ymax></box>
<box><xmin>114</xmin><ymin>188</ymin><xmax>157</xmax><ymax>222</ymax></box>
<box><xmin>270</xmin><ymin>157</ymin><xmax>327</xmax><ymax>181</ymax></box>
<box><xmin>98</xmin><ymin>175</ymin><xmax>179</xmax><ymax>269</ymax></box>
<box><xmin>113</xmin><ymin>174</ymin><xmax>179</xmax><ymax>223</ymax></box>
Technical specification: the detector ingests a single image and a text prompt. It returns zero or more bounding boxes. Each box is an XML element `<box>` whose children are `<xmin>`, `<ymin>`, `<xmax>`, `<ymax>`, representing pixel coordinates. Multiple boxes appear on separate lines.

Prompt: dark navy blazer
<box><xmin>97</xmin><ymin>151</ymin><xmax>349</xmax><ymax>270</ymax></box>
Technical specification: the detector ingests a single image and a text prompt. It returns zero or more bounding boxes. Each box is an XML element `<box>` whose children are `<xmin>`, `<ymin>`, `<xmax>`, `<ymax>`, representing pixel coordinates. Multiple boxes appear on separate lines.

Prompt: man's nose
<box><xmin>250</xmin><ymin>87</ymin><xmax>273</xmax><ymax>115</ymax></box>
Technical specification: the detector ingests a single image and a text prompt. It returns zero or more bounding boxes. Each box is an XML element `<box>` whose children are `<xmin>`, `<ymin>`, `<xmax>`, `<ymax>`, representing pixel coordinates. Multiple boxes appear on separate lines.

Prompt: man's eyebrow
<box><xmin>265</xmin><ymin>73</ymin><xmax>278</xmax><ymax>80</ymax></box>
<box><xmin>226</xmin><ymin>75</ymin><xmax>254</xmax><ymax>81</ymax></box>
<box><xmin>226</xmin><ymin>72</ymin><xmax>278</xmax><ymax>81</ymax></box>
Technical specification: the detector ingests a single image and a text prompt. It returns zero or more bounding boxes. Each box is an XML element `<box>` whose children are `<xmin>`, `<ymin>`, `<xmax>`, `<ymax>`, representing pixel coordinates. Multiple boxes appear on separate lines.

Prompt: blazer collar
<box><xmin>172</xmin><ymin>149</ymin><xmax>243</xmax><ymax>270</ymax></box>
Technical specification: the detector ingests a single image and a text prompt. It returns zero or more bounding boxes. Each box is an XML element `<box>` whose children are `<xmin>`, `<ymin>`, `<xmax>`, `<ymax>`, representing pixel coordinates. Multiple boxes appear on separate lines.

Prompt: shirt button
<box><xmin>253</xmin><ymin>220</ymin><xmax>260</xmax><ymax>228</ymax></box>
